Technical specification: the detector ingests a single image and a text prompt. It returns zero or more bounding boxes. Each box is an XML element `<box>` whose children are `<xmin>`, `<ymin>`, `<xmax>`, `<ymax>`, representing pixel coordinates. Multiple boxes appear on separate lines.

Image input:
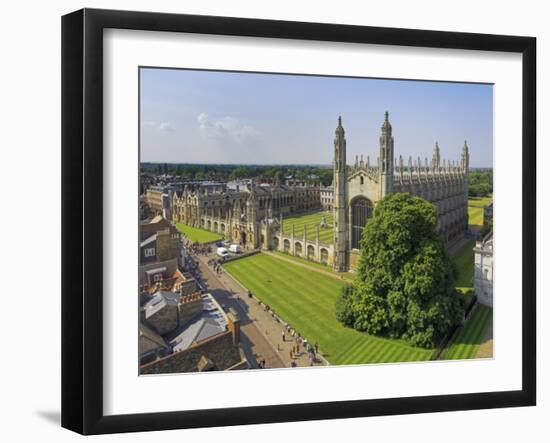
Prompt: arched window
<box><xmin>351</xmin><ymin>197</ymin><xmax>373</xmax><ymax>249</ymax></box>
<box><xmin>320</xmin><ymin>248</ymin><xmax>329</xmax><ymax>264</ymax></box>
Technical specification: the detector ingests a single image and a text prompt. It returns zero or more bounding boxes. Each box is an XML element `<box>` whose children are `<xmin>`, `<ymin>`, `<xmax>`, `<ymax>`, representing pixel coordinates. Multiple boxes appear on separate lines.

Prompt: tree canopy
<box><xmin>140</xmin><ymin>162</ymin><xmax>334</xmax><ymax>186</ymax></box>
<box><xmin>468</xmin><ymin>170</ymin><xmax>492</xmax><ymax>198</ymax></box>
<box><xmin>336</xmin><ymin>193</ymin><xmax>464</xmax><ymax>348</ymax></box>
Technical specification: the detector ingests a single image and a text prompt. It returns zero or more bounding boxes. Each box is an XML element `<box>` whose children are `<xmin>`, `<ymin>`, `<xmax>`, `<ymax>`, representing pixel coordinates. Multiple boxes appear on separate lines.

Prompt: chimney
<box><xmin>226</xmin><ymin>308</ymin><xmax>241</xmax><ymax>345</ymax></box>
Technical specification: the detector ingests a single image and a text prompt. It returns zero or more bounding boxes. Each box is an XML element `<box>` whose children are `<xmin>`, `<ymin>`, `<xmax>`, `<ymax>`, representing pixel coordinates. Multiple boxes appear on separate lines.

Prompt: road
<box><xmin>194</xmin><ymin>254</ymin><xmax>286</xmax><ymax>369</ymax></box>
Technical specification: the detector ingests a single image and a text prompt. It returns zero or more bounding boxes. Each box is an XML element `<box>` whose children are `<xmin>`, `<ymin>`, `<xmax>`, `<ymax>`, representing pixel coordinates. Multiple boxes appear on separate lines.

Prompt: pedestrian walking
<box><xmin>290</xmin><ymin>350</ymin><xmax>293</xmax><ymax>360</ymax></box>
<box><xmin>282</xmin><ymin>331</ymin><xmax>285</xmax><ymax>342</ymax></box>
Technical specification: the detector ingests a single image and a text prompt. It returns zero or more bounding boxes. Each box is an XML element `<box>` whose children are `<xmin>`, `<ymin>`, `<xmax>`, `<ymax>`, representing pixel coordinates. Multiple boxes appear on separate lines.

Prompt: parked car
<box><xmin>229</xmin><ymin>244</ymin><xmax>242</xmax><ymax>253</ymax></box>
<box><xmin>215</xmin><ymin>240</ymin><xmax>223</xmax><ymax>247</ymax></box>
<box><xmin>216</xmin><ymin>247</ymin><xmax>229</xmax><ymax>258</ymax></box>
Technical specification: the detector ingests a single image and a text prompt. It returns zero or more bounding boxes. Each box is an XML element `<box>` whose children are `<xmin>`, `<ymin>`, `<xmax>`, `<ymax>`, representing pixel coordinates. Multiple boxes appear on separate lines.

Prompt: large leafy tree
<box><xmin>336</xmin><ymin>193</ymin><xmax>464</xmax><ymax>348</ymax></box>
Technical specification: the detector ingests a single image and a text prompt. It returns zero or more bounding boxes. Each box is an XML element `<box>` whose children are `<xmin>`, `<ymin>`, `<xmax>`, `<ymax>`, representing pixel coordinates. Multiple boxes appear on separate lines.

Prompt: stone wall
<box><xmin>273</xmin><ymin>234</ymin><xmax>334</xmax><ymax>267</ymax></box>
<box><xmin>146</xmin><ymin>302</ymin><xmax>179</xmax><ymax>336</ymax></box>
<box><xmin>177</xmin><ymin>297</ymin><xmax>203</xmax><ymax>327</ymax></box>
<box><xmin>156</xmin><ymin>229</ymin><xmax>180</xmax><ymax>262</ymax></box>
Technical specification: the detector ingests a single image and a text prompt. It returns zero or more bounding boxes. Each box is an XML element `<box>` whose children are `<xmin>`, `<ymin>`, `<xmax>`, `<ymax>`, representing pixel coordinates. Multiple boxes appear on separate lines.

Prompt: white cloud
<box><xmin>143</xmin><ymin>120</ymin><xmax>174</xmax><ymax>132</ymax></box>
<box><xmin>158</xmin><ymin>122</ymin><xmax>174</xmax><ymax>132</ymax></box>
<box><xmin>197</xmin><ymin>113</ymin><xmax>258</xmax><ymax>143</ymax></box>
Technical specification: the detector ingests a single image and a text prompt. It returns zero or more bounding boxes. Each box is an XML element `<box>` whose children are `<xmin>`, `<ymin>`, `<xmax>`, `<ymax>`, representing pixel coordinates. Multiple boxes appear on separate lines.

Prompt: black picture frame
<box><xmin>61</xmin><ymin>8</ymin><xmax>536</xmax><ymax>435</ymax></box>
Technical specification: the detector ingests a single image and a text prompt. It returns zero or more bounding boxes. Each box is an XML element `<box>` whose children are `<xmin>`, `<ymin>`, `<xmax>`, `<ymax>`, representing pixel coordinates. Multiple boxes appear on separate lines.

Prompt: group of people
<box><xmin>284</xmin><ymin>327</ymin><xmax>320</xmax><ymax>367</ymax></box>
<box><xmin>207</xmin><ymin>258</ymin><xmax>223</xmax><ymax>275</ymax></box>
<box><xmin>185</xmin><ymin>241</ymin><xmax>211</xmax><ymax>256</ymax></box>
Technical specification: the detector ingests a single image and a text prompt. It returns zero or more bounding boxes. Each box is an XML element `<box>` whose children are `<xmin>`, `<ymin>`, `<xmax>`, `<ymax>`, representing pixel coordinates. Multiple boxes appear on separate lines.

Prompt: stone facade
<box><xmin>333</xmin><ymin>112</ymin><xmax>469</xmax><ymax>271</ymax></box>
<box><xmin>139</xmin><ymin>216</ymin><xmax>182</xmax><ymax>285</ymax></box>
<box><xmin>320</xmin><ymin>186</ymin><xmax>334</xmax><ymax>210</ymax></box>
<box><xmin>474</xmin><ymin>233</ymin><xmax>493</xmax><ymax>307</ymax></box>
<box><xmin>142</xmin><ymin>291</ymin><xmax>204</xmax><ymax>336</ymax></box>
<box><xmin>139</xmin><ymin>216</ymin><xmax>181</xmax><ymax>265</ymax></box>
<box><xmin>172</xmin><ymin>181</ymin><xmax>320</xmax><ymax>249</ymax></box>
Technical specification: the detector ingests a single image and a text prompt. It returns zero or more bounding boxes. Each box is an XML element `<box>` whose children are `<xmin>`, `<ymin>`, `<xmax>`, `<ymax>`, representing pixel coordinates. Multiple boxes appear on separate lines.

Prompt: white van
<box><xmin>229</xmin><ymin>244</ymin><xmax>242</xmax><ymax>253</ymax></box>
<box><xmin>216</xmin><ymin>247</ymin><xmax>229</xmax><ymax>258</ymax></box>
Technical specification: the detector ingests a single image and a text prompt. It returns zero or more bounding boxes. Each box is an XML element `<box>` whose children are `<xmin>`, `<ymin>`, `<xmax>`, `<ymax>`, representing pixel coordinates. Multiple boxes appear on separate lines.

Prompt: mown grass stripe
<box><xmin>455</xmin><ymin>306</ymin><xmax>491</xmax><ymax>360</ymax></box>
<box><xmin>342</xmin><ymin>338</ymin><xmax>383</xmax><ymax>365</ymax></box>
<box><xmin>454</xmin><ymin>307</ymin><xmax>488</xmax><ymax>359</ymax></box>
<box><xmin>444</xmin><ymin>305</ymin><xmax>492</xmax><ymax>360</ymax></box>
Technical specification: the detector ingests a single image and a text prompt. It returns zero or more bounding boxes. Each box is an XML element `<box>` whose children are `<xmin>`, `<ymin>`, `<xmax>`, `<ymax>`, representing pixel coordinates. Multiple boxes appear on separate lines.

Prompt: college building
<box><xmin>163</xmin><ymin>112</ymin><xmax>469</xmax><ymax>272</ymax></box>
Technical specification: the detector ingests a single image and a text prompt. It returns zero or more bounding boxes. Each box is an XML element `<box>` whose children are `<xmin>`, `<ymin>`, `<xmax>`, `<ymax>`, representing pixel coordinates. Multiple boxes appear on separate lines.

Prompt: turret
<box><xmin>246</xmin><ymin>184</ymin><xmax>258</xmax><ymax>222</ymax></box>
<box><xmin>378</xmin><ymin>111</ymin><xmax>394</xmax><ymax>199</ymax></box>
<box><xmin>461</xmin><ymin>140</ymin><xmax>470</xmax><ymax>173</ymax></box>
<box><xmin>432</xmin><ymin>141</ymin><xmax>441</xmax><ymax>171</ymax></box>
<box><xmin>334</xmin><ymin>116</ymin><xmax>346</xmax><ymax>172</ymax></box>
<box><xmin>333</xmin><ymin>116</ymin><xmax>348</xmax><ymax>271</ymax></box>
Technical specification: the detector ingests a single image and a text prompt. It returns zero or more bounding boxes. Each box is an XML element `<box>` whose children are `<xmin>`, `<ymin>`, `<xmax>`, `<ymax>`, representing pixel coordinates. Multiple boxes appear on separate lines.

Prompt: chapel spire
<box><xmin>461</xmin><ymin>140</ymin><xmax>470</xmax><ymax>172</ymax></box>
<box><xmin>378</xmin><ymin>111</ymin><xmax>394</xmax><ymax>199</ymax></box>
<box><xmin>432</xmin><ymin>141</ymin><xmax>441</xmax><ymax>170</ymax></box>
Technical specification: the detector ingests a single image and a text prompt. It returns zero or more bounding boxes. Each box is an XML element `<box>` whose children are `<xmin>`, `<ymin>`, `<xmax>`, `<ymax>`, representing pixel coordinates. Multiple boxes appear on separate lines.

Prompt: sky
<box><xmin>140</xmin><ymin>68</ymin><xmax>493</xmax><ymax>168</ymax></box>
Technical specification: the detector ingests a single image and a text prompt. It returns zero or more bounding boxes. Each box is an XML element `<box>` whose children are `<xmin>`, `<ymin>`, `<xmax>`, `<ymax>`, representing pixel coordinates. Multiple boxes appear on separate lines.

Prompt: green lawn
<box><xmin>468</xmin><ymin>195</ymin><xmax>493</xmax><ymax>207</ymax></box>
<box><xmin>468</xmin><ymin>195</ymin><xmax>492</xmax><ymax>228</ymax></box>
<box><xmin>175</xmin><ymin>223</ymin><xmax>222</xmax><ymax>244</ymax></box>
<box><xmin>442</xmin><ymin>304</ymin><xmax>493</xmax><ymax>360</ymax></box>
<box><xmin>223</xmin><ymin>253</ymin><xmax>434</xmax><ymax>365</ymax></box>
<box><xmin>271</xmin><ymin>251</ymin><xmax>355</xmax><ymax>281</ymax></box>
<box><xmin>468</xmin><ymin>205</ymin><xmax>484</xmax><ymax>227</ymax></box>
<box><xmin>282</xmin><ymin>211</ymin><xmax>333</xmax><ymax>244</ymax></box>
<box><xmin>453</xmin><ymin>239</ymin><xmax>476</xmax><ymax>290</ymax></box>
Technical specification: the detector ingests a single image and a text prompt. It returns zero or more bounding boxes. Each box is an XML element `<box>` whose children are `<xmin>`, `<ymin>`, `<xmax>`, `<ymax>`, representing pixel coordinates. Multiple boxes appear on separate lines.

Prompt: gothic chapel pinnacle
<box><xmin>333</xmin><ymin>112</ymin><xmax>469</xmax><ymax>270</ymax></box>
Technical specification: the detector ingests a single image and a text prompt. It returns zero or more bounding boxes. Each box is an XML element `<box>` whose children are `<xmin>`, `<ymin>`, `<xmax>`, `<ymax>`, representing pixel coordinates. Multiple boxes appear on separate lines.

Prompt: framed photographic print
<box><xmin>61</xmin><ymin>8</ymin><xmax>536</xmax><ymax>435</ymax></box>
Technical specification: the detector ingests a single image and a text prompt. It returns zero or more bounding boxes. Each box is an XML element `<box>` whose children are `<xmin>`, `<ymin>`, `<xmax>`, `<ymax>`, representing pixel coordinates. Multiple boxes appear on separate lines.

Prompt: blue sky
<box><xmin>140</xmin><ymin>68</ymin><xmax>493</xmax><ymax>168</ymax></box>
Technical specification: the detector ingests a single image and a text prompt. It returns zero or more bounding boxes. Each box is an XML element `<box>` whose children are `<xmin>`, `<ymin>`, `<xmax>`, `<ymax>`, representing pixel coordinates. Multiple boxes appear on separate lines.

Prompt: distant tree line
<box><xmin>140</xmin><ymin>163</ymin><xmax>334</xmax><ymax>186</ymax></box>
<box><xmin>468</xmin><ymin>170</ymin><xmax>493</xmax><ymax>198</ymax></box>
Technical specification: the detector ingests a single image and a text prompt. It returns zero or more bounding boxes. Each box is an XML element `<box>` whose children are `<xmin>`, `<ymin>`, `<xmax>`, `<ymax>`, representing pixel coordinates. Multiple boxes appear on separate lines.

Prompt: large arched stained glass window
<box><xmin>351</xmin><ymin>197</ymin><xmax>374</xmax><ymax>249</ymax></box>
